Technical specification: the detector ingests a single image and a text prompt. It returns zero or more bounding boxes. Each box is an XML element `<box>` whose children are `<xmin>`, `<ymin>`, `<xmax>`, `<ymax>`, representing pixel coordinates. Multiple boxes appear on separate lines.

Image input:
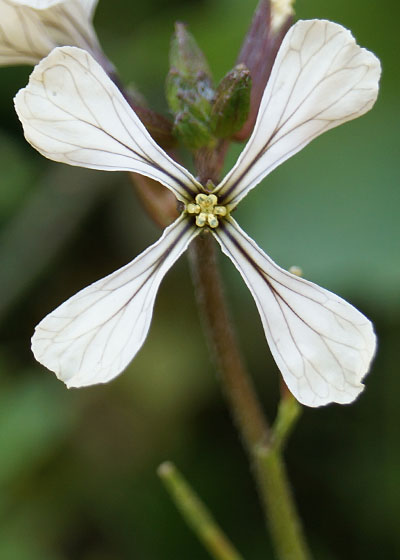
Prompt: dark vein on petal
<box><xmin>215</xmin><ymin>220</ymin><xmax>369</xmax><ymax>396</ymax></box>
<box><xmin>218</xmin><ymin>24</ymin><xmax>375</xmax><ymax>206</ymax></box>
<box><xmin>35</xmin><ymin>220</ymin><xmax>197</xmax><ymax>379</ymax></box>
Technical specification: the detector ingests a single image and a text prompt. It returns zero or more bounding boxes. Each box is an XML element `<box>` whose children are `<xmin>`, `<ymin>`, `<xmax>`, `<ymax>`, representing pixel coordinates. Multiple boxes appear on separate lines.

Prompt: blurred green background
<box><xmin>0</xmin><ymin>0</ymin><xmax>399</xmax><ymax>558</ymax></box>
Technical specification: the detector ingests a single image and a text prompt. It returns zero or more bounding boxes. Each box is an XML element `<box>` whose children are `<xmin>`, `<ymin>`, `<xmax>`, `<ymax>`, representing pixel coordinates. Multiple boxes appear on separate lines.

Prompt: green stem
<box><xmin>271</xmin><ymin>394</ymin><xmax>302</xmax><ymax>453</ymax></box>
<box><xmin>158</xmin><ymin>462</ymin><xmax>244</xmax><ymax>560</ymax></box>
<box><xmin>255</xmin><ymin>447</ymin><xmax>311</xmax><ymax>560</ymax></box>
<box><xmin>254</xmin><ymin>395</ymin><xmax>311</xmax><ymax>560</ymax></box>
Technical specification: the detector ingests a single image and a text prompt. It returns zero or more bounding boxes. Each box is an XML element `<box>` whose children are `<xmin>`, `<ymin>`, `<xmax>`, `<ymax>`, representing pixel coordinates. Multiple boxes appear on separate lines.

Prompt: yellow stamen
<box><xmin>207</xmin><ymin>215</ymin><xmax>219</xmax><ymax>228</ymax></box>
<box><xmin>185</xmin><ymin>193</ymin><xmax>228</xmax><ymax>229</ymax></box>
<box><xmin>187</xmin><ymin>203</ymin><xmax>200</xmax><ymax>214</ymax></box>
<box><xmin>196</xmin><ymin>213</ymin><xmax>208</xmax><ymax>227</ymax></box>
<box><xmin>214</xmin><ymin>206</ymin><xmax>227</xmax><ymax>216</ymax></box>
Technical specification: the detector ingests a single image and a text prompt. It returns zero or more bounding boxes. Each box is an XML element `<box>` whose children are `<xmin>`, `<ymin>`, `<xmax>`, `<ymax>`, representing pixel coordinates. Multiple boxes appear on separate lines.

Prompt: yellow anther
<box><xmin>207</xmin><ymin>194</ymin><xmax>218</xmax><ymax>205</ymax></box>
<box><xmin>186</xmin><ymin>192</ymin><xmax>228</xmax><ymax>228</ymax></box>
<box><xmin>187</xmin><ymin>203</ymin><xmax>200</xmax><ymax>214</ymax></box>
<box><xmin>195</xmin><ymin>193</ymin><xmax>208</xmax><ymax>204</ymax></box>
<box><xmin>207</xmin><ymin>215</ymin><xmax>219</xmax><ymax>228</ymax></box>
<box><xmin>196</xmin><ymin>213</ymin><xmax>207</xmax><ymax>227</ymax></box>
<box><xmin>214</xmin><ymin>206</ymin><xmax>227</xmax><ymax>216</ymax></box>
<box><xmin>194</xmin><ymin>193</ymin><xmax>217</xmax><ymax>214</ymax></box>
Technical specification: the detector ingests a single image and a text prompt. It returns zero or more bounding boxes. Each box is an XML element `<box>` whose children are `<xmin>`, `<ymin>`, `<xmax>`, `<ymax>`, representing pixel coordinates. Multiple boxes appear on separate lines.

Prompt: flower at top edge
<box><xmin>0</xmin><ymin>0</ymin><xmax>101</xmax><ymax>66</ymax></box>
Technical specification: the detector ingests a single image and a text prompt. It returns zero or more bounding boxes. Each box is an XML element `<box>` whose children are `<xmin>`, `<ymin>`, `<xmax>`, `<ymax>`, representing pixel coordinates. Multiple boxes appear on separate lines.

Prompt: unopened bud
<box><xmin>289</xmin><ymin>265</ymin><xmax>303</xmax><ymax>277</ymax></box>
<box><xmin>166</xmin><ymin>70</ymin><xmax>191</xmax><ymax>114</ymax></box>
<box><xmin>166</xmin><ymin>70</ymin><xmax>213</xmax><ymax>118</ymax></box>
<box><xmin>234</xmin><ymin>0</ymin><xmax>293</xmax><ymax>141</ymax></box>
<box><xmin>271</xmin><ymin>0</ymin><xmax>295</xmax><ymax>33</ymax></box>
<box><xmin>211</xmin><ymin>64</ymin><xmax>251</xmax><ymax>139</ymax></box>
<box><xmin>170</xmin><ymin>22</ymin><xmax>212</xmax><ymax>81</ymax></box>
<box><xmin>166</xmin><ymin>23</ymin><xmax>215</xmax><ymax>150</ymax></box>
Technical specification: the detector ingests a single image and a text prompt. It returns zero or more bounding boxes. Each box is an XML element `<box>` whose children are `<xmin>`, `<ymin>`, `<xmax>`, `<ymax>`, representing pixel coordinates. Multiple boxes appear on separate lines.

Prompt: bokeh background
<box><xmin>0</xmin><ymin>0</ymin><xmax>399</xmax><ymax>558</ymax></box>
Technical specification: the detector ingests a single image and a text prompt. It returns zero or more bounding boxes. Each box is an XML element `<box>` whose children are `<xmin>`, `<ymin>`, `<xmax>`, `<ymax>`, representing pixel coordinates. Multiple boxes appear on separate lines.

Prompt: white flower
<box><xmin>0</xmin><ymin>0</ymin><xmax>100</xmax><ymax>66</ymax></box>
<box><xmin>14</xmin><ymin>20</ymin><xmax>381</xmax><ymax>407</ymax></box>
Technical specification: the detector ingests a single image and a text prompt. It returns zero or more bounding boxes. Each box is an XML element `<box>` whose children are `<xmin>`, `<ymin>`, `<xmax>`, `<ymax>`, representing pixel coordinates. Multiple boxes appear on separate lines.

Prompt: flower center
<box><xmin>185</xmin><ymin>194</ymin><xmax>227</xmax><ymax>228</ymax></box>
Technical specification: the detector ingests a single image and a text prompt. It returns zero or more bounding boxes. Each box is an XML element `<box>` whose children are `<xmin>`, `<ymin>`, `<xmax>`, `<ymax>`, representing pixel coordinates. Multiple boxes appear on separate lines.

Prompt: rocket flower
<box><xmin>14</xmin><ymin>19</ymin><xmax>380</xmax><ymax>406</ymax></box>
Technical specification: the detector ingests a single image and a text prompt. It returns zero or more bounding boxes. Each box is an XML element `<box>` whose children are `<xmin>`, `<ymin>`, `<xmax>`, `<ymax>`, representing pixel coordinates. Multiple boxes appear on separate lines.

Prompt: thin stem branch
<box><xmin>158</xmin><ymin>462</ymin><xmax>245</xmax><ymax>560</ymax></box>
<box><xmin>255</xmin><ymin>446</ymin><xmax>311</xmax><ymax>560</ymax></box>
<box><xmin>271</xmin><ymin>394</ymin><xmax>302</xmax><ymax>453</ymax></box>
<box><xmin>254</xmin><ymin>395</ymin><xmax>312</xmax><ymax>560</ymax></box>
<box><xmin>189</xmin><ymin>234</ymin><xmax>313</xmax><ymax>560</ymax></box>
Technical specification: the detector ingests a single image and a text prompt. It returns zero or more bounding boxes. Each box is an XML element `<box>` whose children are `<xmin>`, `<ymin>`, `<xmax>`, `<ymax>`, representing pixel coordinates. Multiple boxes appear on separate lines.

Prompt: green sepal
<box><xmin>211</xmin><ymin>64</ymin><xmax>252</xmax><ymax>139</ymax></box>
<box><xmin>173</xmin><ymin>111</ymin><xmax>215</xmax><ymax>151</ymax></box>
<box><xmin>166</xmin><ymin>70</ymin><xmax>213</xmax><ymax>117</ymax></box>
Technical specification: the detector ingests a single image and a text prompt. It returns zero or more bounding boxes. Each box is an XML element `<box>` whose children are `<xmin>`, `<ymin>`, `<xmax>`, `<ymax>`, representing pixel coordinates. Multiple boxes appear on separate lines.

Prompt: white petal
<box><xmin>32</xmin><ymin>215</ymin><xmax>199</xmax><ymax>387</ymax></box>
<box><xmin>10</xmin><ymin>0</ymin><xmax>98</xmax><ymax>17</ymax></box>
<box><xmin>11</xmin><ymin>1</ymin><xmax>62</xmax><ymax>7</ymax></box>
<box><xmin>79</xmin><ymin>0</ymin><xmax>98</xmax><ymax>18</ymax></box>
<box><xmin>213</xmin><ymin>218</ymin><xmax>376</xmax><ymax>407</ymax></box>
<box><xmin>214</xmin><ymin>19</ymin><xmax>381</xmax><ymax>208</ymax></box>
<box><xmin>14</xmin><ymin>46</ymin><xmax>201</xmax><ymax>202</ymax></box>
<box><xmin>0</xmin><ymin>0</ymin><xmax>55</xmax><ymax>64</ymax></box>
<box><xmin>0</xmin><ymin>0</ymin><xmax>100</xmax><ymax>66</ymax></box>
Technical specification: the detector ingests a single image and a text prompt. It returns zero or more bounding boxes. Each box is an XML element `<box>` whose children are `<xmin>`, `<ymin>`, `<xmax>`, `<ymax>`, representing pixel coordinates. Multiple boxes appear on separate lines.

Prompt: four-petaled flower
<box><xmin>0</xmin><ymin>0</ymin><xmax>101</xmax><ymax>66</ymax></box>
<box><xmin>14</xmin><ymin>19</ymin><xmax>381</xmax><ymax>407</ymax></box>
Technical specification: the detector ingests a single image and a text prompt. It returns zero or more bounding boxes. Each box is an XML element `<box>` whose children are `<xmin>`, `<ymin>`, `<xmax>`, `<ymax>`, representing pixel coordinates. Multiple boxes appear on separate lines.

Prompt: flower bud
<box><xmin>166</xmin><ymin>70</ymin><xmax>212</xmax><ymax>117</ymax></box>
<box><xmin>166</xmin><ymin>23</ymin><xmax>215</xmax><ymax>150</ymax></box>
<box><xmin>271</xmin><ymin>0</ymin><xmax>295</xmax><ymax>33</ymax></box>
<box><xmin>234</xmin><ymin>0</ymin><xmax>293</xmax><ymax>141</ymax></box>
<box><xmin>169</xmin><ymin>22</ymin><xmax>212</xmax><ymax>81</ymax></box>
<box><xmin>211</xmin><ymin>64</ymin><xmax>252</xmax><ymax>139</ymax></box>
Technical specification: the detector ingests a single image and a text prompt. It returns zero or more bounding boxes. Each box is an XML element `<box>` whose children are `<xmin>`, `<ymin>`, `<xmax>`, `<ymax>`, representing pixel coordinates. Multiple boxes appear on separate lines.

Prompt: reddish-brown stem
<box><xmin>189</xmin><ymin>234</ymin><xmax>270</xmax><ymax>451</ymax></box>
